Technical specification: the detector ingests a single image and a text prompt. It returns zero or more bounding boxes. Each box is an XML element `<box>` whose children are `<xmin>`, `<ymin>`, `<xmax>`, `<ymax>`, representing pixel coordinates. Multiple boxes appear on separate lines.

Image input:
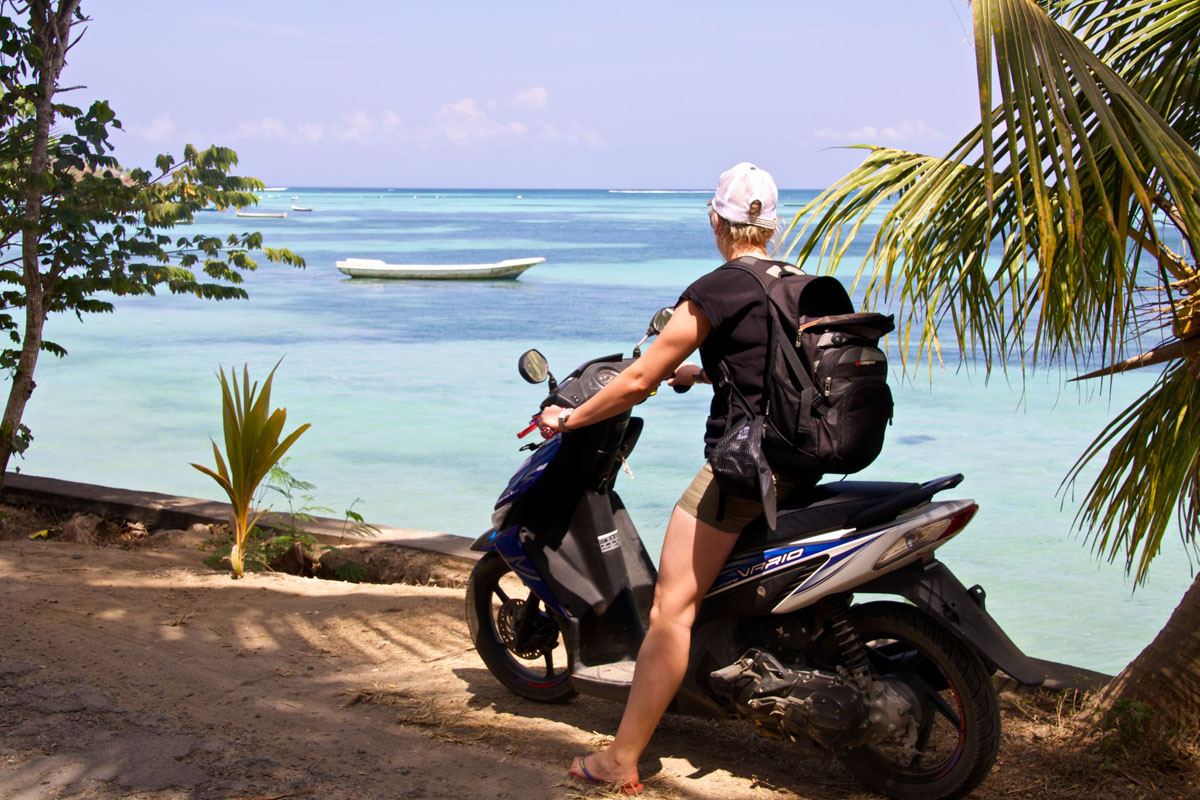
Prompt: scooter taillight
<box><xmin>938</xmin><ymin>503</ymin><xmax>979</xmax><ymax>541</ymax></box>
<box><xmin>873</xmin><ymin>503</ymin><xmax>979</xmax><ymax>570</ymax></box>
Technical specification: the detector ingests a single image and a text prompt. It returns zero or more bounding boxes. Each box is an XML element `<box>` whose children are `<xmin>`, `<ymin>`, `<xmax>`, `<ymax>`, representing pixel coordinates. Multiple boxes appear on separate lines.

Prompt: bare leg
<box><xmin>569</xmin><ymin>504</ymin><xmax>739</xmax><ymax>786</ymax></box>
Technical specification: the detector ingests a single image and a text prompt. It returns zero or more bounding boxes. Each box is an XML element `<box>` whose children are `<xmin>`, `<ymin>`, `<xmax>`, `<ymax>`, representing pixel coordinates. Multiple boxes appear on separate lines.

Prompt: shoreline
<box><xmin>1</xmin><ymin>470</ymin><xmax>1113</xmax><ymax>693</ymax></box>
<box><xmin>0</xmin><ymin>471</ymin><xmax>478</xmax><ymax>561</ymax></box>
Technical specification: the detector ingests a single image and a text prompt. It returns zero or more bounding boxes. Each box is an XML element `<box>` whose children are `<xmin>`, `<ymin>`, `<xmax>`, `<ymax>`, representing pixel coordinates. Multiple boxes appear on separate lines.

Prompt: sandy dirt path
<box><xmin>2</xmin><ymin>529</ymin><xmax>1193</xmax><ymax>799</ymax></box>
<box><xmin>0</xmin><ymin>535</ymin><xmax>867</xmax><ymax>800</ymax></box>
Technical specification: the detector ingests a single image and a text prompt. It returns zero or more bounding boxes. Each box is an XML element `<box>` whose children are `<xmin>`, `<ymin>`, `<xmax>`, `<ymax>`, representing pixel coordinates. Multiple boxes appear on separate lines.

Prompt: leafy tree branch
<box><xmin>0</xmin><ymin>0</ymin><xmax>303</xmax><ymax>478</ymax></box>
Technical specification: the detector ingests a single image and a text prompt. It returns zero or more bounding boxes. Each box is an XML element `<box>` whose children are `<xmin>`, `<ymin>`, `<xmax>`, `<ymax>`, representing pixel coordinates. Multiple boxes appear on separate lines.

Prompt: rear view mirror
<box><xmin>634</xmin><ymin>307</ymin><xmax>676</xmax><ymax>358</ymax></box>
<box><xmin>649</xmin><ymin>307</ymin><xmax>674</xmax><ymax>335</ymax></box>
<box><xmin>518</xmin><ymin>349</ymin><xmax>549</xmax><ymax>384</ymax></box>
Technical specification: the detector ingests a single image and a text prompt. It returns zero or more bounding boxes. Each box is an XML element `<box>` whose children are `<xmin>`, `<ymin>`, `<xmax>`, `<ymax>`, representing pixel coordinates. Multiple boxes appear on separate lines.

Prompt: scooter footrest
<box><xmin>572</xmin><ymin>660</ymin><xmax>636</xmax><ymax>702</ymax></box>
<box><xmin>574</xmin><ymin>660</ymin><xmax>636</xmax><ymax>684</ymax></box>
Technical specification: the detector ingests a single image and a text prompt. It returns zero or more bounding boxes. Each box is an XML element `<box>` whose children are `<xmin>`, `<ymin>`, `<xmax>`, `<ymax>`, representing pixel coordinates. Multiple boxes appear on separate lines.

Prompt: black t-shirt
<box><xmin>679</xmin><ymin>258</ymin><xmax>790</xmax><ymax>455</ymax></box>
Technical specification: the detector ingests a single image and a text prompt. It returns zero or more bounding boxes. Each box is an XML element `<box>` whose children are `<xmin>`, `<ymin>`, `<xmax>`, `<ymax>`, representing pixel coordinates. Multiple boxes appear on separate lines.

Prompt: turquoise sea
<box><xmin>25</xmin><ymin>187</ymin><xmax>1194</xmax><ymax>676</ymax></box>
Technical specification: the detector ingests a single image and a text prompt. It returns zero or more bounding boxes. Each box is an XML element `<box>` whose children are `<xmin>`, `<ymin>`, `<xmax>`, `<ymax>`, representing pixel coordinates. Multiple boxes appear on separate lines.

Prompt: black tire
<box><xmin>835</xmin><ymin>601</ymin><xmax>1001</xmax><ymax>800</ymax></box>
<box><xmin>465</xmin><ymin>553</ymin><xmax>577</xmax><ymax>703</ymax></box>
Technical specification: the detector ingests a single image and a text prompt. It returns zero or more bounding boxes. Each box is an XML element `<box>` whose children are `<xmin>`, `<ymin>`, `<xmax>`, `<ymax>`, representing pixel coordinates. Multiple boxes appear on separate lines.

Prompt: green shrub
<box><xmin>191</xmin><ymin>361</ymin><xmax>309</xmax><ymax>578</ymax></box>
<box><xmin>200</xmin><ymin>463</ymin><xmax>379</xmax><ymax>581</ymax></box>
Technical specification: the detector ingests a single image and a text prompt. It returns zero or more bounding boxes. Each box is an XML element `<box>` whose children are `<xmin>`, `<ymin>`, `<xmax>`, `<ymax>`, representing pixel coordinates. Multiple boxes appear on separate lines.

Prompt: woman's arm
<box><xmin>539</xmin><ymin>300</ymin><xmax>712</xmax><ymax>433</ymax></box>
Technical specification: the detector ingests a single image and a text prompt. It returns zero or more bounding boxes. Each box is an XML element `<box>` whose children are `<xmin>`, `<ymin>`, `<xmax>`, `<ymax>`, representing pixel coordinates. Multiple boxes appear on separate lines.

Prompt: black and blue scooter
<box><xmin>466</xmin><ymin>309</ymin><xmax>1043</xmax><ymax>800</ymax></box>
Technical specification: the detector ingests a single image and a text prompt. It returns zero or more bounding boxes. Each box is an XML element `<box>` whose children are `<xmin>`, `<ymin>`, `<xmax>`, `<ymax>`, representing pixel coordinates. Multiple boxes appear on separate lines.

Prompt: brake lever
<box><xmin>518</xmin><ymin>413</ymin><xmax>557</xmax><ymax>441</ymax></box>
<box><xmin>518</xmin><ymin>417</ymin><xmax>544</xmax><ymax>451</ymax></box>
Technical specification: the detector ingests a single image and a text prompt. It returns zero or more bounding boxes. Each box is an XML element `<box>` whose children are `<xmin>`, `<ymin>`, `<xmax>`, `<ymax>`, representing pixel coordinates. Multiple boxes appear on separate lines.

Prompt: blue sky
<box><xmin>67</xmin><ymin>1</ymin><xmax>980</xmax><ymax>190</ymax></box>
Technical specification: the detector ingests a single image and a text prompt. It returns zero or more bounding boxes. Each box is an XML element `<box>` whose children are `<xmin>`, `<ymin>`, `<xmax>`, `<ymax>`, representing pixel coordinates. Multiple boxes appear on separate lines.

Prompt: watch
<box><xmin>557</xmin><ymin>407</ymin><xmax>575</xmax><ymax>432</ymax></box>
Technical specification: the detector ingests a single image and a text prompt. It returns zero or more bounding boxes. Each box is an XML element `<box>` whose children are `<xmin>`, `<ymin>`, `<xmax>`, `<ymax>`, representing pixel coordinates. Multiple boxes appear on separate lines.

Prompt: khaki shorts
<box><xmin>677</xmin><ymin>462</ymin><xmax>814</xmax><ymax>533</ymax></box>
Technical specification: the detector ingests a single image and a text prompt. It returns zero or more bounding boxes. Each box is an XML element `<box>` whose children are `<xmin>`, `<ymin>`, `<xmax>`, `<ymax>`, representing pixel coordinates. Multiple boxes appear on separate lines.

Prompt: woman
<box><xmin>538</xmin><ymin>162</ymin><xmax>821</xmax><ymax>794</ymax></box>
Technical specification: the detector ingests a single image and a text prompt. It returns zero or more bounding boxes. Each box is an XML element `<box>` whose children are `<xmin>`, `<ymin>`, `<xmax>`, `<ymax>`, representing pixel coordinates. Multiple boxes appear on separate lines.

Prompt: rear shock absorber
<box><xmin>818</xmin><ymin>596</ymin><xmax>872</xmax><ymax>692</ymax></box>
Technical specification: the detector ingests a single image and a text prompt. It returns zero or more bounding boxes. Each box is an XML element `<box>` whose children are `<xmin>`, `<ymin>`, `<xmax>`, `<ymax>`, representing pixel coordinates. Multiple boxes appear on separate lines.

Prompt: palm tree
<box><xmin>781</xmin><ymin>0</ymin><xmax>1200</xmax><ymax>732</ymax></box>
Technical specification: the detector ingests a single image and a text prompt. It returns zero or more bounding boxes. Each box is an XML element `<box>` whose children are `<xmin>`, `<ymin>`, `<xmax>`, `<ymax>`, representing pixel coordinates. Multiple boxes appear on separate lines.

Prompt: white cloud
<box><xmin>814</xmin><ymin>119</ymin><xmax>946</xmax><ymax>143</ymax></box>
<box><xmin>223</xmin><ymin>92</ymin><xmax>600</xmax><ymax>150</ymax></box>
<box><xmin>296</xmin><ymin>122</ymin><xmax>326</xmax><ymax>144</ymax></box>
<box><xmin>422</xmin><ymin>90</ymin><xmax>603</xmax><ymax>148</ymax></box>
<box><xmin>381</xmin><ymin>110</ymin><xmax>404</xmax><ymax>131</ymax></box>
<box><xmin>136</xmin><ymin>113</ymin><xmax>179</xmax><ymax>144</ymax></box>
<box><xmin>236</xmin><ymin>117</ymin><xmax>291</xmax><ymax>140</ymax></box>
<box><xmin>510</xmin><ymin>87</ymin><xmax>549</xmax><ymax>110</ymax></box>
<box><xmin>230</xmin><ymin>111</ymin><xmax>403</xmax><ymax>145</ymax></box>
<box><xmin>537</xmin><ymin>121</ymin><xmax>605</xmax><ymax>148</ymax></box>
<box><xmin>338</xmin><ymin>110</ymin><xmax>376</xmax><ymax>144</ymax></box>
<box><xmin>428</xmin><ymin>98</ymin><xmax>529</xmax><ymax>146</ymax></box>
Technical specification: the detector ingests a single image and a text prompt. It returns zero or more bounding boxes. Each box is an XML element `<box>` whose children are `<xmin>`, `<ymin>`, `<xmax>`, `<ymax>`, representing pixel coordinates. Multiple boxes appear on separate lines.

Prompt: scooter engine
<box><xmin>710</xmin><ymin>648</ymin><xmax>891</xmax><ymax>750</ymax></box>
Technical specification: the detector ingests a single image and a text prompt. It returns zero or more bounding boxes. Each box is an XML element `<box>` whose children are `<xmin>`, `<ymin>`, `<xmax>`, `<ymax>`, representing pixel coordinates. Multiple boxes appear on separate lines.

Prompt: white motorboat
<box><xmin>335</xmin><ymin>256</ymin><xmax>544</xmax><ymax>280</ymax></box>
<box><xmin>291</xmin><ymin>205</ymin><xmax>313</xmax><ymax>212</ymax></box>
<box><xmin>235</xmin><ymin>211</ymin><xmax>287</xmax><ymax>219</ymax></box>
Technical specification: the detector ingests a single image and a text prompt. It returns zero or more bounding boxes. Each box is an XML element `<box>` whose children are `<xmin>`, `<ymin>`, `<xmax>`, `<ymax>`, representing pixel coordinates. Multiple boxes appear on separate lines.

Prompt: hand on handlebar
<box><xmin>667</xmin><ymin>361</ymin><xmax>706</xmax><ymax>394</ymax></box>
<box><xmin>537</xmin><ymin>404</ymin><xmax>567</xmax><ymax>438</ymax></box>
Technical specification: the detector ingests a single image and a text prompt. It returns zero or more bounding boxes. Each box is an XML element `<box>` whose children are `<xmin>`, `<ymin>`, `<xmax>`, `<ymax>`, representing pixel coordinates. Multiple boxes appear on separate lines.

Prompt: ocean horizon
<box><xmin>22</xmin><ymin>186</ymin><xmax>1194</xmax><ymax>676</ymax></box>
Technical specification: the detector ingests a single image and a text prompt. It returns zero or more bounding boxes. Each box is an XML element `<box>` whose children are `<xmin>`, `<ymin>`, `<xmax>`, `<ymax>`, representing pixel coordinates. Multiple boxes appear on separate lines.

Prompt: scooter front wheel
<box><xmin>465</xmin><ymin>553</ymin><xmax>577</xmax><ymax>703</ymax></box>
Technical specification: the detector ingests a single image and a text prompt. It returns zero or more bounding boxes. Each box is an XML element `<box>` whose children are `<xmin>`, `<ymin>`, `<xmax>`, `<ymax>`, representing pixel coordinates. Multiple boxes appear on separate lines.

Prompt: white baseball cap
<box><xmin>710</xmin><ymin>162</ymin><xmax>778</xmax><ymax>229</ymax></box>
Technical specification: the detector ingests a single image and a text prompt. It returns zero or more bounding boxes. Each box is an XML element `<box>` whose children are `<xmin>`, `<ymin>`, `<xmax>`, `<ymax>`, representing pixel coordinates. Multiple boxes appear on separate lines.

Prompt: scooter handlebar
<box><xmin>516</xmin><ymin>361</ymin><xmax>690</xmax><ymax>440</ymax></box>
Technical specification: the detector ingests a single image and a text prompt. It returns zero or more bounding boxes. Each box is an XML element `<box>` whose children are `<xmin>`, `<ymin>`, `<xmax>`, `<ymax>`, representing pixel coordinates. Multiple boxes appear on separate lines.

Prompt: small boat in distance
<box><xmin>236</xmin><ymin>211</ymin><xmax>287</xmax><ymax>219</ymax></box>
<box><xmin>336</xmin><ymin>256</ymin><xmax>544</xmax><ymax>280</ymax></box>
<box><xmin>291</xmin><ymin>205</ymin><xmax>313</xmax><ymax>212</ymax></box>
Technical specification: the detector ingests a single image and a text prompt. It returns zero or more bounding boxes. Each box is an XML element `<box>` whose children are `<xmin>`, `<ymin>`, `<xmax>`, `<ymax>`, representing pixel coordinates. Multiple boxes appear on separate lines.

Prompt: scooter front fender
<box><xmin>860</xmin><ymin>560</ymin><xmax>1045</xmax><ymax>686</ymax></box>
<box><xmin>471</xmin><ymin>528</ymin><xmax>501</xmax><ymax>552</ymax></box>
<box><xmin>471</xmin><ymin>525</ymin><xmax>571</xmax><ymax>619</ymax></box>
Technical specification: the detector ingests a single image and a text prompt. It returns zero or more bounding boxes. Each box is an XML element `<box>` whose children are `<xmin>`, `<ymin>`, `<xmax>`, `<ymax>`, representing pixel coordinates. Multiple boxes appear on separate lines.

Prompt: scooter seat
<box><xmin>737</xmin><ymin>475</ymin><xmax>964</xmax><ymax>550</ymax></box>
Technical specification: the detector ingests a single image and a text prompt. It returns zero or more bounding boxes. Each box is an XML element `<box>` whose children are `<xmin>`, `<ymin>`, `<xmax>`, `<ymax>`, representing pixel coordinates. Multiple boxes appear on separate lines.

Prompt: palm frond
<box><xmin>781</xmin><ymin>0</ymin><xmax>1200</xmax><ymax>582</ymax></box>
<box><xmin>1067</xmin><ymin>361</ymin><xmax>1200</xmax><ymax>583</ymax></box>
<box><xmin>784</xmin><ymin>0</ymin><xmax>1200</xmax><ymax>374</ymax></box>
<box><xmin>1072</xmin><ymin>333</ymin><xmax>1200</xmax><ymax>380</ymax></box>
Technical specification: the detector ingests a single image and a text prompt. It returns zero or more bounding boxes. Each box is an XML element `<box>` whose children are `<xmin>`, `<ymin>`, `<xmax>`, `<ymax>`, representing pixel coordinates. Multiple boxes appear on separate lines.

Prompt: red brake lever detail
<box><xmin>517</xmin><ymin>419</ymin><xmax>538</xmax><ymax>438</ymax></box>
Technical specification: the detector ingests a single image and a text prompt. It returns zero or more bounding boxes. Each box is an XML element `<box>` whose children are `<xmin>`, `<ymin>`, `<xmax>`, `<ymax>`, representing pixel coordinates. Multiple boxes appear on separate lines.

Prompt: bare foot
<box><xmin>568</xmin><ymin>755</ymin><xmax>643</xmax><ymax>795</ymax></box>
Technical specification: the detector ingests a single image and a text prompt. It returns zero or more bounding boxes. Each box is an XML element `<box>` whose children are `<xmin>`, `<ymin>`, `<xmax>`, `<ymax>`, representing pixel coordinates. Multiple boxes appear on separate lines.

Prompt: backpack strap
<box><xmin>720</xmin><ymin>258</ymin><xmax>829</xmax><ymax>423</ymax></box>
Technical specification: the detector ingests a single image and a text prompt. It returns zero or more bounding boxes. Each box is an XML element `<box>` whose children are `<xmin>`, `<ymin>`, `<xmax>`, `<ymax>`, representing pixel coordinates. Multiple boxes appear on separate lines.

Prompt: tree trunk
<box><xmin>0</xmin><ymin>286</ymin><xmax>48</xmax><ymax>485</ymax></box>
<box><xmin>0</xmin><ymin>0</ymin><xmax>78</xmax><ymax>489</ymax></box>
<box><xmin>1090</xmin><ymin>572</ymin><xmax>1200</xmax><ymax>734</ymax></box>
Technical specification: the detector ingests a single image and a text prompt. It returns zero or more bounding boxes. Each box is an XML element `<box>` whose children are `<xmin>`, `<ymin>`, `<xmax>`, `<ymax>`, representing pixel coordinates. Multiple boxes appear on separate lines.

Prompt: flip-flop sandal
<box><xmin>572</xmin><ymin>756</ymin><xmax>644</xmax><ymax>796</ymax></box>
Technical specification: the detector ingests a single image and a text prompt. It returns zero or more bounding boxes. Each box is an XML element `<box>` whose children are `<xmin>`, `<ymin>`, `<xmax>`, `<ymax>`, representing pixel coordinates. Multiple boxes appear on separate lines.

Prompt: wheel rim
<box><xmin>483</xmin><ymin>564</ymin><xmax>570</xmax><ymax>689</ymax></box>
<box><xmin>860</xmin><ymin>635</ymin><xmax>968</xmax><ymax>780</ymax></box>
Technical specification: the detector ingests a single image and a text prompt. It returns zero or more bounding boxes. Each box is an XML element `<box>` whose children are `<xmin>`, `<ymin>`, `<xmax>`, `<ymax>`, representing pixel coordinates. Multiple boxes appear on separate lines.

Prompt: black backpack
<box><xmin>718</xmin><ymin>257</ymin><xmax>895</xmax><ymax>477</ymax></box>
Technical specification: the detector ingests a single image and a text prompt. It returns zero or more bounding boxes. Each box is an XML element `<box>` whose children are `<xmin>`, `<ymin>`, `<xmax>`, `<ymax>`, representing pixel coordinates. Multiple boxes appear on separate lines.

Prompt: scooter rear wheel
<box><xmin>835</xmin><ymin>601</ymin><xmax>1000</xmax><ymax>800</ymax></box>
<box><xmin>466</xmin><ymin>553</ymin><xmax>577</xmax><ymax>703</ymax></box>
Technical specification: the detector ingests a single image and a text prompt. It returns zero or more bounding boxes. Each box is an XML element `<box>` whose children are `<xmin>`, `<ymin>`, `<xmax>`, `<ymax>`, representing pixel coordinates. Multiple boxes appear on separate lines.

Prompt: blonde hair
<box><xmin>714</xmin><ymin>209</ymin><xmax>776</xmax><ymax>249</ymax></box>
